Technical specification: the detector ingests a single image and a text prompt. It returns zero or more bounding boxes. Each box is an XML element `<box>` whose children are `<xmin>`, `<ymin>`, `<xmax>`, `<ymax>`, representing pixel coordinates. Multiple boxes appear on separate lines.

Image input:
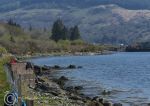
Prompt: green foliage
<box><xmin>51</xmin><ymin>19</ymin><xmax>66</xmax><ymax>42</ymax></box>
<box><xmin>7</xmin><ymin>19</ymin><xmax>20</xmax><ymax>27</ymax></box>
<box><xmin>0</xmin><ymin>46</ymin><xmax>7</xmax><ymax>54</ymax></box>
<box><xmin>10</xmin><ymin>36</ymin><xmax>15</xmax><ymax>43</ymax></box>
<box><xmin>71</xmin><ymin>39</ymin><xmax>85</xmax><ymax>45</ymax></box>
<box><xmin>0</xmin><ymin>57</ymin><xmax>10</xmax><ymax>105</ymax></box>
<box><xmin>51</xmin><ymin>19</ymin><xmax>81</xmax><ymax>42</ymax></box>
<box><xmin>70</xmin><ymin>25</ymin><xmax>81</xmax><ymax>41</ymax></box>
<box><xmin>0</xmin><ymin>22</ymin><xmax>109</xmax><ymax>54</ymax></box>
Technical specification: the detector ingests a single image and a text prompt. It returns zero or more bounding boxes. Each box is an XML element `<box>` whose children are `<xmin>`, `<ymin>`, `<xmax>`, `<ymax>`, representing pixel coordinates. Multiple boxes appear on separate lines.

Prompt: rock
<box><xmin>103</xmin><ymin>102</ymin><xmax>113</xmax><ymax>106</ymax></box>
<box><xmin>53</xmin><ymin>65</ymin><xmax>61</xmax><ymax>69</ymax></box>
<box><xmin>69</xmin><ymin>95</ymin><xmax>82</xmax><ymax>101</ymax></box>
<box><xmin>92</xmin><ymin>96</ymin><xmax>99</xmax><ymax>101</ymax></box>
<box><xmin>88</xmin><ymin>101</ymin><xmax>104</xmax><ymax>106</ymax></box>
<box><xmin>26</xmin><ymin>62</ymin><xmax>33</xmax><ymax>70</ymax></box>
<box><xmin>59</xmin><ymin>76</ymin><xmax>69</xmax><ymax>81</ymax></box>
<box><xmin>37</xmin><ymin>83</ymin><xmax>49</xmax><ymax>91</ymax></box>
<box><xmin>77</xmin><ymin>66</ymin><xmax>83</xmax><ymax>68</ymax></box>
<box><xmin>74</xmin><ymin>86</ymin><xmax>83</xmax><ymax>90</ymax></box>
<box><xmin>102</xmin><ymin>90</ymin><xmax>111</xmax><ymax>95</ymax></box>
<box><xmin>113</xmin><ymin>103</ymin><xmax>122</xmax><ymax>106</ymax></box>
<box><xmin>42</xmin><ymin>65</ymin><xmax>51</xmax><ymax>70</ymax></box>
<box><xmin>92</xmin><ymin>97</ymin><xmax>105</xmax><ymax>104</ymax></box>
<box><xmin>34</xmin><ymin>65</ymin><xmax>42</xmax><ymax>75</ymax></box>
<box><xmin>37</xmin><ymin>77</ymin><xmax>45</xmax><ymax>83</ymax></box>
<box><xmin>99</xmin><ymin>98</ymin><xmax>104</xmax><ymax>104</ymax></box>
<box><xmin>65</xmin><ymin>86</ymin><xmax>74</xmax><ymax>92</ymax></box>
<box><xmin>67</xmin><ymin>65</ymin><xmax>76</xmax><ymax>69</ymax></box>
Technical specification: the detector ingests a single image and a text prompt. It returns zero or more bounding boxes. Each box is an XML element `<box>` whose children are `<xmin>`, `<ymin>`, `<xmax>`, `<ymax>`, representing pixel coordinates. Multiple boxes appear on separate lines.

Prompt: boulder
<box><xmin>67</xmin><ymin>65</ymin><xmax>76</xmax><ymax>69</ymax></box>
<box><xmin>74</xmin><ymin>86</ymin><xmax>83</xmax><ymax>90</ymax></box>
<box><xmin>103</xmin><ymin>102</ymin><xmax>113</xmax><ymax>106</ymax></box>
<box><xmin>53</xmin><ymin>65</ymin><xmax>61</xmax><ymax>69</ymax></box>
<box><xmin>102</xmin><ymin>90</ymin><xmax>111</xmax><ymax>95</ymax></box>
<box><xmin>113</xmin><ymin>103</ymin><xmax>122</xmax><ymax>106</ymax></box>
<box><xmin>59</xmin><ymin>76</ymin><xmax>69</xmax><ymax>81</ymax></box>
<box><xmin>78</xmin><ymin>66</ymin><xmax>83</xmax><ymax>68</ymax></box>
<box><xmin>88</xmin><ymin>101</ymin><xmax>104</xmax><ymax>106</ymax></box>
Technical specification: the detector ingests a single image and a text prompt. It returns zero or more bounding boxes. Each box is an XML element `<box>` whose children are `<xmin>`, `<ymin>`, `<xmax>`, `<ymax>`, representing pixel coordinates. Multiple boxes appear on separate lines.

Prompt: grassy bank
<box><xmin>0</xmin><ymin>57</ymin><xmax>10</xmax><ymax>104</ymax></box>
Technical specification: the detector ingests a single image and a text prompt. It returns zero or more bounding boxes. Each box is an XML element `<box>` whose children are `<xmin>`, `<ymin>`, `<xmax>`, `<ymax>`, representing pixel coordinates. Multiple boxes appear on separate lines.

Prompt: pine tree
<box><xmin>8</xmin><ymin>19</ymin><xmax>20</xmax><ymax>27</ymax></box>
<box><xmin>51</xmin><ymin>19</ymin><xmax>66</xmax><ymax>42</ymax></box>
<box><xmin>70</xmin><ymin>25</ymin><xmax>81</xmax><ymax>41</ymax></box>
<box><xmin>62</xmin><ymin>26</ymin><xmax>69</xmax><ymax>40</ymax></box>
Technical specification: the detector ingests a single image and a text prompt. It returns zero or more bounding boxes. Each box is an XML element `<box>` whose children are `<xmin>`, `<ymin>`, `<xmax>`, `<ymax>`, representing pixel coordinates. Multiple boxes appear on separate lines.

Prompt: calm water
<box><xmin>30</xmin><ymin>52</ymin><xmax>150</xmax><ymax>105</ymax></box>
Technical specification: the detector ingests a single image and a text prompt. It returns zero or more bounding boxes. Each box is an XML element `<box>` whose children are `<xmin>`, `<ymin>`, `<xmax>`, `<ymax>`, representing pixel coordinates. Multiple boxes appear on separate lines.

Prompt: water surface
<box><xmin>30</xmin><ymin>52</ymin><xmax>150</xmax><ymax>105</ymax></box>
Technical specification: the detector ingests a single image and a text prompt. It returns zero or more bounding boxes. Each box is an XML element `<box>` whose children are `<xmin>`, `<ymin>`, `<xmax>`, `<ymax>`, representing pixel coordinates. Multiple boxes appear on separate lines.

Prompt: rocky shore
<box><xmin>32</xmin><ymin>63</ymin><xmax>123</xmax><ymax>106</ymax></box>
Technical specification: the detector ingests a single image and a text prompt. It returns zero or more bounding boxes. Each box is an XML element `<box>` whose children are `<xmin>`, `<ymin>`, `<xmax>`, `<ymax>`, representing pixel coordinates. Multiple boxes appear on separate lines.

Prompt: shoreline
<box><xmin>32</xmin><ymin>63</ymin><xmax>123</xmax><ymax>106</ymax></box>
<box><xmin>16</xmin><ymin>50</ymin><xmax>115</xmax><ymax>60</ymax></box>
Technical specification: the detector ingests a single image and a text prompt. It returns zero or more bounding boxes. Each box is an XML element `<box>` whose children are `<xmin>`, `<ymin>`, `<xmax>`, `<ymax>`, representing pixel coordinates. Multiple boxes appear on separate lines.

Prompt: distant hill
<box><xmin>1</xmin><ymin>0</ymin><xmax>150</xmax><ymax>44</ymax></box>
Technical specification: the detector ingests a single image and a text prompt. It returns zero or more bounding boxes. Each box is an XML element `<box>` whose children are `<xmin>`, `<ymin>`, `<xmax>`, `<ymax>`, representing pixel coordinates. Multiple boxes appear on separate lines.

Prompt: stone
<box><xmin>53</xmin><ymin>65</ymin><xmax>61</xmax><ymax>69</ymax></box>
<box><xmin>113</xmin><ymin>103</ymin><xmax>122</xmax><ymax>106</ymax></box>
<box><xmin>103</xmin><ymin>102</ymin><xmax>113</xmax><ymax>106</ymax></box>
<box><xmin>88</xmin><ymin>101</ymin><xmax>104</xmax><ymax>106</ymax></box>
<box><xmin>74</xmin><ymin>86</ymin><xmax>83</xmax><ymax>90</ymax></box>
<box><xmin>59</xmin><ymin>76</ymin><xmax>69</xmax><ymax>81</ymax></box>
<box><xmin>102</xmin><ymin>90</ymin><xmax>111</xmax><ymax>95</ymax></box>
<box><xmin>67</xmin><ymin>65</ymin><xmax>76</xmax><ymax>69</ymax></box>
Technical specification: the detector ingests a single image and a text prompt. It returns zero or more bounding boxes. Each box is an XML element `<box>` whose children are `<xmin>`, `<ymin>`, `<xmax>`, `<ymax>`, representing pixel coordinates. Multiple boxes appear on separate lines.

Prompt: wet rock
<box><xmin>34</xmin><ymin>65</ymin><xmax>42</xmax><ymax>75</ymax></box>
<box><xmin>26</xmin><ymin>62</ymin><xmax>33</xmax><ymax>70</ymax></box>
<box><xmin>113</xmin><ymin>103</ymin><xmax>122</xmax><ymax>106</ymax></box>
<box><xmin>65</xmin><ymin>86</ymin><xmax>74</xmax><ymax>92</ymax></box>
<box><xmin>92</xmin><ymin>96</ymin><xmax>100</xmax><ymax>101</ymax></box>
<box><xmin>42</xmin><ymin>65</ymin><xmax>51</xmax><ymax>70</ymax></box>
<box><xmin>99</xmin><ymin>98</ymin><xmax>104</xmax><ymax>104</ymax></box>
<box><xmin>77</xmin><ymin>66</ymin><xmax>83</xmax><ymax>68</ymax></box>
<box><xmin>69</xmin><ymin>95</ymin><xmax>82</xmax><ymax>101</ymax></box>
<box><xmin>54</xmin><ymin>76</ymin><xmax>69</xmax><ymax>88</ymax></box>
<box><xmin>92</xmin><ymin>97</ymin><xmax>105</xmax><ymax>104</ymax></box>
<box><xmin>37</xmin><ymin>83</ymin><xmax>49</xmax><ymax>91</ymax></box>
<box><xmin>74</xmin><ymin>86</ymin><xmax>83</xmax><ymax>90</ymax></box>
<box><xmin>88</xmin><ymin>101</ymin><xmax>104</xmax><ymax>106</ymax></box>
<box><xmin>53</xmin><ymin>65</ymin><xmax>61</xmax><ymax>69</ymax></box>
<box><xmin>67</xmin><ymin>65</ymin><xmax>76</xmax><ymax>69</ymax></box>
<box><xmin>102</xmin><ymin>90</ymin><xmax>111</xmax><ymax>95</ymax></box>
<box><xmin>103</xmin><ymin>102</ymin><xmax>113</xmax><ymax>106</ymax></box>
<box><xmin>37</xmin><ymin>77</ymin><xmax>45</xmax><ymax>83</ymax></box>
<box><xmin>59</xmin><ymin>76</ymin><xmax>69</xmax><ymax>81</ymax></box>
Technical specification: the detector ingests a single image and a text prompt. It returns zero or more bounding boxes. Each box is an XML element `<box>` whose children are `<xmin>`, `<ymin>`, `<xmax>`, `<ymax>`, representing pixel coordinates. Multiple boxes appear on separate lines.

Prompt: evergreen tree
<box><xmin>51</xmin><ymin>20</ymin><xmax>81</xmax><ymax>41</ymax></box>
<box><xmin>51</xmin><ymin>19</ymin><xmax>67</xmax><ymax>42</ymax></box>
<box><xmin>70</xmin><ymin>25</ymin><xmax>81</xmax><ymax>41</ymax></box>
<box><xmin>62</xmin><ymin>26</ymin><xmax>69</xmax><ymax>40</ymax></box>
<box><xmin>8</xmin><ymin>19</ymin><xmax>20</xmax><ymax>27</ymax></box>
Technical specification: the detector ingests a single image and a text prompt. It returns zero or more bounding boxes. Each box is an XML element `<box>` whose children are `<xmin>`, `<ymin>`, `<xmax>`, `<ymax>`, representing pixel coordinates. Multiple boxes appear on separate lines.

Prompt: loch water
<box><xmin>30</xmin><ymin>52</ymin><xmax>150</xmax><ymax>105</ymax></box>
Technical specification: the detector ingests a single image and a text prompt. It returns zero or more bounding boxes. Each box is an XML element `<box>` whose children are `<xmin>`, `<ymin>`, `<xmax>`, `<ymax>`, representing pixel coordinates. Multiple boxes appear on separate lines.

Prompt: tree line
<box><xmin>51</xmin><ymin>19</ymin><xmax>81</xmax><ymax>42</ymax></box>
<box><xmin>7</xmin><ymin>19</ymin><xmax>81</xmax><ymax>42</ymax></box>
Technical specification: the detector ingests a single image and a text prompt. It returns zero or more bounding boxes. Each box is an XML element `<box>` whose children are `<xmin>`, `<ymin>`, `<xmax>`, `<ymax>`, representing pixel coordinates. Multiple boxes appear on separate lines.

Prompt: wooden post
<box><xmin>26</xmin><ymin>99</ymin><xmax>34</xmax><ymax>106</ymax></box>
<box><xmin>17</xmin><ymin>75</ymin><xmax>22</xmax><ymax>97</ymax></box>
<box><xmin>17</xmin><ymin>97</ymin><xmax>22</xmax><ymax>106</ymax></box>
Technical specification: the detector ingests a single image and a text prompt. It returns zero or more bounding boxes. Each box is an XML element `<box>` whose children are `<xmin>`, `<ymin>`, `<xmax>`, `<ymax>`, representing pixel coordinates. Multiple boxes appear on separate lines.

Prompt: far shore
<box><xmin>16</xmin><ymin>50</ymin><xmax>115</xmax><ymax>60</ymax></box>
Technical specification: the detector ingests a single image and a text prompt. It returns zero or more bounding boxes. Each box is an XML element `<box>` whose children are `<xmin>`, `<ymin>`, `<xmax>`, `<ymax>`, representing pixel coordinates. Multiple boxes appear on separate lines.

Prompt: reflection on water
<box><xmin>30</xmin><ymin>52</ymin><xmax>150</xmax><ymax>105</ymax></box>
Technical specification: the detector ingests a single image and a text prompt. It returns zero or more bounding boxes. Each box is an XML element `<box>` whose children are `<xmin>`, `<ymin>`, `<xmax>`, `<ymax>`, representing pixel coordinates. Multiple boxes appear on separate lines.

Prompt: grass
<box><xmin>0</xmin><ymin>56</ymin><xmax>10</xmax><ymax>104</ymax></box>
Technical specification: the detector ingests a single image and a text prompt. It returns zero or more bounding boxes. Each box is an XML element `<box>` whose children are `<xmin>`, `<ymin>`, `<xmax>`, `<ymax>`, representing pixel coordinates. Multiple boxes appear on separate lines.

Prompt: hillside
<box><xmin>0</xmin><ymin>22</ymin><xmax>109</xmax><ymax>54</ymax></box>
<box><xmin>1</xmin><ymin>0</ymin><xmax>150</xmax><ymax>44</ymax></box>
